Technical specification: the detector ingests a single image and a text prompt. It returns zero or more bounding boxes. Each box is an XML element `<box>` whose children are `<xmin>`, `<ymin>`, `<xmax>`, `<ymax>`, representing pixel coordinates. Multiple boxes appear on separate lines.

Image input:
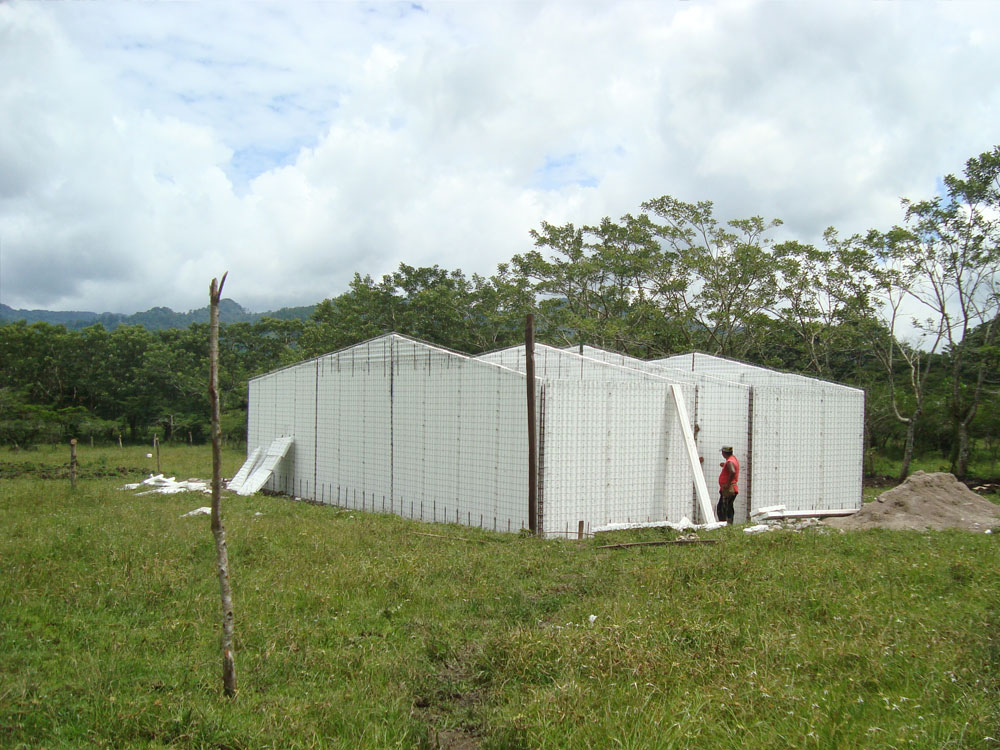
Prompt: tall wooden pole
<box><xmin>209</xmin><ymin>272</ymin><xmax>236</xmax><ymax>698</ymax></box>
<box><xmin>526</xmin><ymin>315</ymin><xmax>537</xmax><ymax>534</ymax></box>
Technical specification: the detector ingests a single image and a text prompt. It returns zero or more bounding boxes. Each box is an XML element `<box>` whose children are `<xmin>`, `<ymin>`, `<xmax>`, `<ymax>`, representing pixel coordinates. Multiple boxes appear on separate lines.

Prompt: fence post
<box><xmin>526</xmin><ymin>314</ymin><xmax>537</xmax><ymax>534</ymax></box>
<box><xmin>70</xmin><ymin>438</ymin><xmax>78</xmax><ymax>489</ymax></box>
<box><xmin>153</xmin><ymin>434</ymin><xmax>161</xmax><ymax>474</ymax></box>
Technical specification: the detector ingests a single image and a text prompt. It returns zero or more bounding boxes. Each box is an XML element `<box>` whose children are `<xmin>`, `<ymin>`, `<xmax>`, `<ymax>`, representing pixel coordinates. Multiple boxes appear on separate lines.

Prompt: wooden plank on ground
<box><xmin>598</xmin><ymin>539</ymin><xmax>718</xmax><ymax>549</ymax></box>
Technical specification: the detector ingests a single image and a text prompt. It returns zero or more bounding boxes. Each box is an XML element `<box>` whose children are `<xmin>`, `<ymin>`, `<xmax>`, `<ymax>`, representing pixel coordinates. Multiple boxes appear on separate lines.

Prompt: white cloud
<box><xmin>1</xmin><ymin>0</ymin><xmax>999</xmax><ymax>314</ymax></box>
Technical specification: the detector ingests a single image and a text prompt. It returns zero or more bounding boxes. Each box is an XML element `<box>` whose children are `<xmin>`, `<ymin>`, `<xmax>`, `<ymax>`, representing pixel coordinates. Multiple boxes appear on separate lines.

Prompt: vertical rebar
<box><xmin>526</xmin><ymin>315</ymin><xmax>538</xmax><ymax>534</ymax></box>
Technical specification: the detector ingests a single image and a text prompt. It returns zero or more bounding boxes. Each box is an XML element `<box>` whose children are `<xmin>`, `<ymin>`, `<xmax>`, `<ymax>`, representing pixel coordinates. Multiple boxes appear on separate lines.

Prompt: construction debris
<box><xmin>122</xmin><ymin>474</ymin><xmax>211</xmax><ymax>495</ymax></box>
<box><xmin>744</xmin><ymin>517</ymin><xmax>828</xmax><ymax>534</ymax></box>
<box><xmin>593</xmin><ymin>517</ymin><xmax>728</xmax><ymax>534</ymax></box>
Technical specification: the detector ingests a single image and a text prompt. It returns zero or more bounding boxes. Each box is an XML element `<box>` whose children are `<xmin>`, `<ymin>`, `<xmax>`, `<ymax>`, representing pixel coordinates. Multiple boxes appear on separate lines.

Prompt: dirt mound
<box><xmin>825</xmin><ymin>471</ymin><xmax>1000</xmax><ymax>532</ymax></box>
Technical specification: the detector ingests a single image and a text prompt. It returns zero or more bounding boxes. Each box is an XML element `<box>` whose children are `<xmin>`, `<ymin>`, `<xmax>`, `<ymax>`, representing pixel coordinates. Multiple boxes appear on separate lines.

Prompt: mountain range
<box><xmin>0</xmin><ymin>299</ymin><xmax>316</xmax><ymax>331</ymax></box>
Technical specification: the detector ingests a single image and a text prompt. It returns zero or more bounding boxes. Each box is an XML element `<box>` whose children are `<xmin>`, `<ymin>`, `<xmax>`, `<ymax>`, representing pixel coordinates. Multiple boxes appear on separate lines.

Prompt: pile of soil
<box><xmin>826</xmin><ymin>471</ymin><xmax>1000</xmax><ymax>532</ymax></box>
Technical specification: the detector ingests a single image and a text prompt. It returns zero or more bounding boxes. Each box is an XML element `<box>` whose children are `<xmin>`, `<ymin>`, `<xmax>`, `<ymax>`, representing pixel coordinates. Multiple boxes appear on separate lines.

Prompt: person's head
<box><xmin>721</xmin><ymin>446</ymin><xmax>733</xmax><ymax>457</ymax></box>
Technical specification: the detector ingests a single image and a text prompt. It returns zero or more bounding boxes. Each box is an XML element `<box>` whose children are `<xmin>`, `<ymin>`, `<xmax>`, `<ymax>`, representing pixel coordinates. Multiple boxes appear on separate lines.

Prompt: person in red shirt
<box><xmin>717</xmin><ymin>446</ymin><xmax>740</xmax><ymax>525</ymax></box>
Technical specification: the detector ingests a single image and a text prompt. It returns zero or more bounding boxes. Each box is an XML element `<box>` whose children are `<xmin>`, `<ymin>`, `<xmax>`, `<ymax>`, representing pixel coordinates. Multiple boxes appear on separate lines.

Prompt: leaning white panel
<box><xmin>228</xmin><ymin>446</ymin><xmax>262</xmax><ymax>493</ymax></box>
<box><xmin>239</xmin><ymin>436</ymin><xmax>294</xmax><ymax>496</ymax></box>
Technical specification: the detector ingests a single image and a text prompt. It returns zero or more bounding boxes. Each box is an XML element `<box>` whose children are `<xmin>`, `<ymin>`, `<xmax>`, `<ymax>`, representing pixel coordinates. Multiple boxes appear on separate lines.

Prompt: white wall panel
<box><xmin>335</xmin><ymin>345</ymin><xmax>365</xmax><ymax>508</ymax></box>
<box><xmin>268</xmin><ymin>366</ymin><xmax>297</xmax><ymax>494</ymax></box>
<box><xmin>576</xmin><ymin>345</ymin><xmax>752</xmax><ymax>521</ymax></box>
<box><xmin>292</xmin><ymin>362</ymin><xmax>317</xmax><ymax>499</ymax></box>
<box><xmin>540</xmin><ymin>380</ymin><xmax>695</xmax><ymax>535</ymax></box>
<box><xmin>314</xmin><ymin>353</ymin><xmax>340</xmax><ymax>505</ymax></box>
<box><xmin>360</xmin><ymin>338</ymin><xmax>393</xmax><ymax>510</ymax></box>
<box><xmin>246</xmin><ymin>378</ymin><xmax>261</xmax><ymax>456</ymax></box>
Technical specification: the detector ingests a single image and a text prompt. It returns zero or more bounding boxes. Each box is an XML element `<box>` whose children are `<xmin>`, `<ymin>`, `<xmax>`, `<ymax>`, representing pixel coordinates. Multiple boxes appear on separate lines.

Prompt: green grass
<box><xmin>1</xmin><ymin>446</ymin><xmax>998</xmax><ymax>748</ymax></box>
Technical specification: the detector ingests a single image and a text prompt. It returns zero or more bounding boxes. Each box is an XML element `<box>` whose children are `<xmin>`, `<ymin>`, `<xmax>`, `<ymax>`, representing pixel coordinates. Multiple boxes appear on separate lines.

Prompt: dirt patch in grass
<box><xmin>826</xmin><ymin>471</ymin><xmax>1000</xmax><ymax>531</ymax></box>
<box><xmin>414</xmin><ymin>647</ymin><xmax>487</xmax><ymax>749</ymax></box>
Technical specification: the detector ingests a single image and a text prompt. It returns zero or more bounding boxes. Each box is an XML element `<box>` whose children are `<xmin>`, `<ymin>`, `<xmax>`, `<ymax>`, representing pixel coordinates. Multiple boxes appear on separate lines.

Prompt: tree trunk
<box><xmin>898</xmin><ymin>412</ymin><xmax>920</xmax><ymax>483</ymax></box>
<box><xmin>954</xmin><ymin>420</ymin><xmax>972</xmax><ymax>479</ymax></box>
<box><xmin>209</xmin><ymin>273</ymin><xmax>236</xmax><ymax>698</ymax></box>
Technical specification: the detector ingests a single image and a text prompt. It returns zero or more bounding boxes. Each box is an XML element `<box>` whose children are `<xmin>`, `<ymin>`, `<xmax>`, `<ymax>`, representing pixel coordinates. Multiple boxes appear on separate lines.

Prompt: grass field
<box><xmin>1</xmin><ymin>445</ymin><xmax>998</xmax><ymax>748</ymax></box>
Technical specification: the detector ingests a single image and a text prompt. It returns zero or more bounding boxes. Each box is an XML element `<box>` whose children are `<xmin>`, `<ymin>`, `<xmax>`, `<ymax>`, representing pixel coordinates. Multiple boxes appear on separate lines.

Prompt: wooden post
<box><xmin>153</xmin><ymin>434</ymin><xmax>161</xmax><ymax>474</ymax></box>
<box><xmin>69</xmin><ymin>438</ymin><xmax>78</xmax><ymax>489</ymax></box>
<box><xmin>209</xmin><ymin>272</ymin><xmax>236</xmax><ymax>698</ymax></box>
<box><xmin>578</xmin><ymin>520</ymin><xmax>584</xmax><ymax>540</ymax></box>
<box><xmin>526</xmin><ymin>314</ymin><xmax>537</xmax><ymax>534</ymax></box>
<box><xmin>118</xmin><ymin>433</ymin><xmax>123</xmax><ymax>449</ymax></box>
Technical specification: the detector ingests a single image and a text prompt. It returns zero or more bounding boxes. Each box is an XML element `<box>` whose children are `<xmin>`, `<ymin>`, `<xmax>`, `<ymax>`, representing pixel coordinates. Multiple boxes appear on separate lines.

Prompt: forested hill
<box><xmin>0</xmin><ymin>299</ymin><xmax>316</xmax><ymax>331</ymax></box>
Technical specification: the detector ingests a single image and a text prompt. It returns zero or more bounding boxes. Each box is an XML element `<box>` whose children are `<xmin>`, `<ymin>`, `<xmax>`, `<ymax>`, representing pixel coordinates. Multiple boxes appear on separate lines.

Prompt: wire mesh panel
<box><xmin>391</xmin><ymin>338</ymin><xmax>428</xmax><ymax>519</ymax></box>
<box><xmin>267</xmin><ymin>366</ymin><xmax>297</xmax><ymax>494</ymax></box>
<box><xmin>360</xmin><ymin>338</ymin><xmax>393</xmax><ymax>510</ymax></box>
<box><xmin>481</xmin><ymin>344</ymin><xmax>672</xmax><ymax>383</ymax></box>
<box><xmin>314</xmin><ymin>353</ymin><xmax>341</xmax><ymax>505</ymax></box>
<box><xmin>750</xmin><ymin>384</ymin><xmax>813</xmax><ymax>510</ymax></box>
<box><xmin>291</xmin><ymin>361</ymin><xmax>317</xmax><ymax>500</ymax></box>
<box><xmin>653</xmin><ymin>352</ymin><xmax>863</xmax><ymax>516</ymax></box>
<box><xmin>575</xmin><ymin>345</ymin><xmax>753</xmax><ymax>521</ymax></box>
<box><xmin>657</xmin><ymin>352</ymin><xmax>854</xmax><ymax>391</ymax></box>
<box><xmin>249</xmin><ymin>334</ymin><xmax>530</xmax><ymax>531</ymax></box>
<box><xmin>392</xmin><ymin>336</ymin><xmax>529</xmax><ymax>531</ymax></box>
<box><xmin>330</xmin><ymin>339</ymin><xmax>393</xmax><ymax>510</ymax></box>
<box><xmin>541</xmin><ymin>379</ymin><xmax>696</xmax><ymax>535</ymax></box>
<box><xmin>816</xmin><ymin>386</ymin><xmax>865</xmax><ymax>510</ymax></box>
<box><xmin>478</xmin><ymin>344</ymin><xmax>707</xmax><ymax>528</ymax></box>
<box><xmin>246</xmin><ymin>377</ymin><xmax>261</xmax><ymax>457</ymax></box>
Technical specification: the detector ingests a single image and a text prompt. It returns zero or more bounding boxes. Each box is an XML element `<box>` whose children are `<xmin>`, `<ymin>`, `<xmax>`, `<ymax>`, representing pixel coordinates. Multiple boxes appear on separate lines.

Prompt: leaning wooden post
<box><xmin>525</xmin><ymin>314</ymin><xmax>537</xmax><ymax>534</ymax></box>
<box><xmin>209</xmin><ymin>272</ymin><xmax>236</xmax><ymax>698</ymax></box>
<box><xmin>69</xmin><ymin>438</ymin><xmax>78</xmax><ymax>489</ymax></box>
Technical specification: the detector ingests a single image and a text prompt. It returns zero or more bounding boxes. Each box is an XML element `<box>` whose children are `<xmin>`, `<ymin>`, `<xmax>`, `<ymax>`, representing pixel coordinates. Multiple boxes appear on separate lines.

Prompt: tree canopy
<box><xmin>3</xmin><ymin>146</ymin><xmax>998</xmax><ymax>478</ymax></box>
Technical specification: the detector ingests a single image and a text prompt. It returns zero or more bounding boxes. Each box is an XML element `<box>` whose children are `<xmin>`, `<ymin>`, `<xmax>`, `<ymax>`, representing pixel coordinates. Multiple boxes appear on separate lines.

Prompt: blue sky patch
<box><xmin>532</xmin><ymin>153</ymin><xmax>600</xmax><ymax>191</ymax></box>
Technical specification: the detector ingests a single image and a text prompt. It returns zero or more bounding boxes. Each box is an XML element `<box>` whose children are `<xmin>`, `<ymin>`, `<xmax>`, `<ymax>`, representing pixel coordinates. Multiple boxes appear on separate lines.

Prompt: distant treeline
<box><xmin>0</xmin><ymin>299</ymin><xmax>316</xmax><ymax>331</ymax></box>
<box><xmin>2</xmin><ymin>146</ymin><xmax>998</xmax><ymax>479</ymax></box>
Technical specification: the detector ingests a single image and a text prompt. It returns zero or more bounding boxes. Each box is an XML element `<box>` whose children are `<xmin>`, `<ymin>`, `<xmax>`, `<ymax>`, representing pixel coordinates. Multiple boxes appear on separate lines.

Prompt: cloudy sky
<box><xmin>1</xmin><ymin>1</ymin><xmax>998</xmax><ymax>314</ymax></box>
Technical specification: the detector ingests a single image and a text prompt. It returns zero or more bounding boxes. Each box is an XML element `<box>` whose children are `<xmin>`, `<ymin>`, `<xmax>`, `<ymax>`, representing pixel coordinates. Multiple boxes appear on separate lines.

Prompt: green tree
<box><xmin>881</xmin><ymin>147</ymin><xmax>1000</xmax><ymax>477</ymax></box>
<box><xmin>512</xmin><ymin>214</ymin><xmax>673</xmax><ymax>356</ymax></box>
<box><xmin>768</xmin><ymin>231</ymin><xmax>881</xmax><ymax>380</ymax></box>
<box><xmin>641</xmin><ymin>197</ymin><xmax>782</xmax><ymax>358</ymax></box>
